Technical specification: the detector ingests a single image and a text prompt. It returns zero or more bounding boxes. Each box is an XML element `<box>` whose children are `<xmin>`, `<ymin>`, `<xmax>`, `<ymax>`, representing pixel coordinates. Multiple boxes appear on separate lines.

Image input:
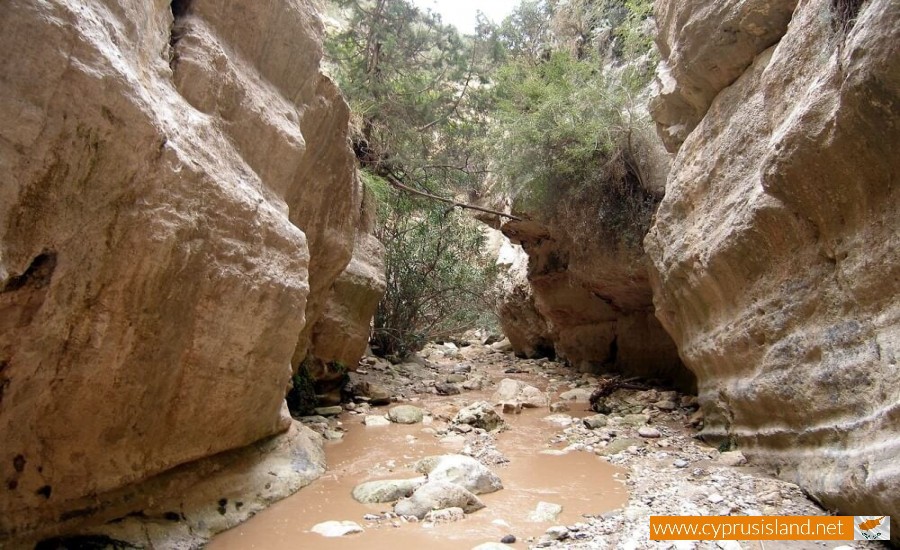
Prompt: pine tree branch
<box><xmin>384</xmin><ymin>174</ymin><xmax>521</xmax><ymax>221</ymax></box>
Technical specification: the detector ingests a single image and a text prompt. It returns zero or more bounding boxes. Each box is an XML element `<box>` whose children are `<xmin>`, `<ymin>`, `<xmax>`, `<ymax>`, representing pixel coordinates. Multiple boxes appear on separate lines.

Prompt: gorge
<box><xmin>0</xmin><ymin>0</ymin><xmax>896</xmax><ymax>548</ymax></box>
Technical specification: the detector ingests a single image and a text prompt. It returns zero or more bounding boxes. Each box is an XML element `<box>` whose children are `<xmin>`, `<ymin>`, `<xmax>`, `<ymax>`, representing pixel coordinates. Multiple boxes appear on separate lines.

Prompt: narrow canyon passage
<box><xmin>209</xmin><ymin>342</ymin><xmax>867</xmax><ymax>550</ymax></box>
<box><xmin>1</xmin><ymin>0</ymin><xmax>896</xmax><ymax>548</ymax></box>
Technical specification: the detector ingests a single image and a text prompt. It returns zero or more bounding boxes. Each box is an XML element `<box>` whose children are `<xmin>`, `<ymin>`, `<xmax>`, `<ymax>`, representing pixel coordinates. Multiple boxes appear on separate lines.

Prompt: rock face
<box><xmin>309</xmin><ymin>224</ymin><xmax>386</xmax><ymax>367</ymax></box>
<box><xmin>492</xmin><ymin>218</ymin><xmax>694</xmax><ymax>391</ymax></box>
<box><xmin>493</xmin><ymin>241</ymin><xmax>555</xmax><ymax>358</ymax></box>
<box><xmin>650</xmin><ymin>0</ymin><xmax>798</xmax><ymax>152</ymax></box>
<box><xmin>0</xmin><ymin>0</ymin><xmax>372</xmax><ymax>545</ymax></box>
<box><xmin>646</xmin><ymin>0</ymin><xmax>899</xmax><ymax>534</ymax></box>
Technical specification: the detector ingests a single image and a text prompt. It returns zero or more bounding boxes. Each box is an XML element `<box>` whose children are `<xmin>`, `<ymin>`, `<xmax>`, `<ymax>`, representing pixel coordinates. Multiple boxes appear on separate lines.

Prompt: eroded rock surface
<box><xmin>491</xmin><ymin>219</ymin><xmax>694</xmax><ymax>391</ymax></box>
<box><xmin>650</xmin><ymin>0</ymin><xmax>798</xmax><ymax>152</ymax></box>
<box><xmin>646</xmin><ymin>0</ymin><xmax>899</xmax><ymax>533</ymax></box>
<box><xmin>0</xmin><ymin>0</ymin><xmax>365</xmax><ymax>544</ymax></box>
<box><xmin>493</xmin><ymin>241</ymin><xmax>555</xmax><ymax>358</ymax></box>
<box><xmin>310</xmin><ymin>227</ymin><xmax>386</xmax><ymax>368</ymax></box>
<box><xmin>394</xmin><ymin>480</ymin><xmax>485</xmax><ymax>519</ymax></box>
<box><xmin>414</xmin><ymin>454</ymin><xmax>503</xmax><ymax>495</ymax></box>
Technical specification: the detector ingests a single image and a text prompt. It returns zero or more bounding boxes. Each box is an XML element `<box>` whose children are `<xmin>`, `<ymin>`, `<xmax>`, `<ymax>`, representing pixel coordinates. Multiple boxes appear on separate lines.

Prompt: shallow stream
<box><xmin>210</xmin><ymin>365</ymin><xmax>628</xmax><ymax>549</ymax></box>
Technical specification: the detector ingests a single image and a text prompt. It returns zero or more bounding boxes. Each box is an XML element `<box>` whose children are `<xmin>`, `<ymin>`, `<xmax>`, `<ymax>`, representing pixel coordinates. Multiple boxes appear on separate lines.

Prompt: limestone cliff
<box><xmin>306</xmin><ymin>192</ymin><xmax>387</xmax><ymax>405</ymax></box>
<box><xmin>493</xmin><ymin>239</ymin><xmax>555</xmax><ymax>359</ymax></box>
<box><xmin>492</xmin><ymin>214</ymin><xmax>694</xmax><ymax>391</ymax></box>
<box><xmin>0</xmin><ymin>0</ymin><xmax>370</xmax><ymax>545</ymax></box>
<box><xmin>646</xmin><ymin>0</ymin><xmax>899</xmax><ymax>533</ymax></box>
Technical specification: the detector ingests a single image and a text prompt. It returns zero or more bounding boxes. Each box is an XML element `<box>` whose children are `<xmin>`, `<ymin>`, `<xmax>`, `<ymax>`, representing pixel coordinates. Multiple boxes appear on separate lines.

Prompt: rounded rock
<box><xmin>311</xmin><ymin>520</ymin><xmax>363</xmax><ymax>537</ymax></box>
<box><xmin>638</xmin><ymin>426</ymin><xmax>661</xmax><ymax>438</ymax></box>
<box><xmin>388</xmin><ymin>405</ymin><xmax>425</xmax><ymax>424</ymax></box>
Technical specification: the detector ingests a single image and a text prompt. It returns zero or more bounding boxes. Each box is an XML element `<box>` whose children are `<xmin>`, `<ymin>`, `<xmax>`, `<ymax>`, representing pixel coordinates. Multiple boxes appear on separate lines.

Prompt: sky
<box><xmin>410</xmin><ymin>0</ymin><xmax>521</xmax><ymax>34</ymax></box>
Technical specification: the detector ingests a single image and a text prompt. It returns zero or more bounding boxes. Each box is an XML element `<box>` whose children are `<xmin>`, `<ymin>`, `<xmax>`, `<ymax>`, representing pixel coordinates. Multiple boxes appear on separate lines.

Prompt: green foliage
<box><xmin>327</xmin><ymin>0</ymin><xmax>494</xmax><ymax>188</ymax></box>
<box><xmin>286</xmin><ymin>363</ymin><xmax>317</xmax><ymax>416</ymax></box>
<box><xmin>359</xmin><ymin>168</ymin><xmax>392</xmax><ymax>208</ymax></box>
<box><xmin>497</xmin><ymin>0</ymin><xmax>555</xmax><ymax>61</ymax></box>
<box><xmin>326</xmin><ymin>0</ymin><xmax>664</xmax><ymax>354</ymax></box>
<box><xmin>616</xmin><ymin>0</ymin><xmax>656</xmax><ymax>59</ymax></box>
<box><xmin>488</xmin><ymin>49</ymin><xmax>658</xmax><ymax>245</ymax></box>
<box><xmin>373</xmin><ymin>195</ymin><xmax>498</xmax><ymax>357</ymax></box>
<box><xmin>327</xmin><ymin>0</ymin><xmax>500</xmax><ymax>357</ymax></box>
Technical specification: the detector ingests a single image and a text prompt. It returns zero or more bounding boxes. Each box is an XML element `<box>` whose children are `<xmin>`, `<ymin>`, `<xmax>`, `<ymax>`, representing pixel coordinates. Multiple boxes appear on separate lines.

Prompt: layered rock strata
<box><xmin>0</xmin><ymin>0</ymin><xmax>369</xmax><ymax>544</ymax></box>
<box><xmin>490</xmin><ymin>217</ymin><xmax>694</xmax><ymax>391</ymax></box>
<box><xmin>646</xmin><ymin>0</ymin><xmax>899</xmax><ymax>534</ymax></box>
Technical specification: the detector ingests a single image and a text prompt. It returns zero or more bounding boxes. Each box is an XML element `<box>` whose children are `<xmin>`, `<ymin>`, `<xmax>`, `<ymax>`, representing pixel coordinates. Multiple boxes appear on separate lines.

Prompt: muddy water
<box><xmin>210</xmin><ymin>373</ymin><xmax>628</xmax><ymax>549</ymax></box>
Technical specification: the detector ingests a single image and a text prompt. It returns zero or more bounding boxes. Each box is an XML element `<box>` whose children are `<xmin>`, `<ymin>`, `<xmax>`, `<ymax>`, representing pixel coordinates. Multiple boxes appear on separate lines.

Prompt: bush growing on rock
<box><xmin>372</xmin><ymin>195</ymin><xmax>499</xmax><ymax>357</ymax></box>
<box><xmin>487</xmin><ymin>49</ymin><xmax>661</xmax><ymax>247</ymax></box>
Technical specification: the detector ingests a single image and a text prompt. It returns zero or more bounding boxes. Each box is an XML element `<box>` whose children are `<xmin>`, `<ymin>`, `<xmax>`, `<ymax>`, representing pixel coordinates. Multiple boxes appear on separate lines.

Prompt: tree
<box><xmin>326</xmin><ymin>0</ymin><xmax>502</xmax><ymax>356</ymax></box>
<box><xmin>486</xmin><ymin>0</ymin><xmax>661</xmax><ymax>246</ymax></box>
<box><xmin>369</xmin><ymin>174</ymin><xmax>498</xmax><ymax>356</ymax></box>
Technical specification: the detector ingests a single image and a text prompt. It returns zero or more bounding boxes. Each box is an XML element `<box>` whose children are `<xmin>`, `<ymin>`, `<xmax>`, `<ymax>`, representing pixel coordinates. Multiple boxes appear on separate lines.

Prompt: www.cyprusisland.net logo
<box><xmin>854</xmin><ymin>516</ymin><xmax>890</xmax><ymax>541</ymax></box>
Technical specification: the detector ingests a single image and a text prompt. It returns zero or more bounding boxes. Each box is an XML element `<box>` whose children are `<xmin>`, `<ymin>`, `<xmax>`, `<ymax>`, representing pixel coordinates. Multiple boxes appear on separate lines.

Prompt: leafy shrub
<box><xmin>372</xmin><ymin>192</ymin><xmax>498</xmax><ymax>357</ymax></box>
<box><xmin>286</xmin><ymin>363</ymin><xmax>317</xmax><ymax>416</ymax></box>
<box><xmin>487</xmin><ymin>50</ymin><xmax>660</xmax><ymax>246</ymax></box>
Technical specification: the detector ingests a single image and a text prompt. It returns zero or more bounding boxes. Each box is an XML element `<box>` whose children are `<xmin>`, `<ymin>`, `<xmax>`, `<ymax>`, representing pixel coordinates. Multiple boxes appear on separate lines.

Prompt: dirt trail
<box><xmin>210</xmin><ymin>342</ymin><xmax>871</xmax><ymax>550</ymax></box>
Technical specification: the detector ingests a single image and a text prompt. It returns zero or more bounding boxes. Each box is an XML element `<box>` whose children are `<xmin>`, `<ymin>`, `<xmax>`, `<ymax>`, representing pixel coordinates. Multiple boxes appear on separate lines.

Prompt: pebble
<box><xmin>435</xmin><ymin>382</ymin><xmax>461</xmax><ymax>395</ymax></box>
<box><xmin>363</xmin><ymin>415</ymin><xmax>391</xmax><ymax>427</ymax></box>
<box><xmin>500</xmin><ymin>534</ymin><xmax>516</xmax><ymax>543</ymax></box>
<box><xmin>717</xmin><ymin>450</ymin><xmax>747</xmax><ymax>467</ymax></box>
<box><xmin>310</xmin><ymin>520</ymin><xmax>363</xmax><ymax>537</ymax></box>
<box><xmin>583</xmin><ymin>414</ymin><xmax>608</xmax><ymax>429</ymax></box>
<box><xmin>673</xmin><ymin>459</ymin><xmax>689</xmax><ymax>468</ymax></box>
<box><xmin>638</xmin><ymin>426</ymin><xmax>662</xmax><ymax>438</ymax></box>
<box><xmin>708</xmin><ymin>494</ymin><xmax>725</xmax><ymax>504</ymax></box>
<box><xmin>545</xmin><ymin>526</ymin><xmax>569</xmax><ymax>540</ymax></box>
<box><xmin>314</xmin><ymin>406</ymin><xmax>343</xmax><ymax>416</ymax></box>
<box><xmin>453</xmin><ymin>423</ymin><xmax>474</xmax><ymax>433</ymax></box>
<box><xmin>529</xmin><ymin>501</ymin><xmax>563</xmax><ymax>522</ymax></box>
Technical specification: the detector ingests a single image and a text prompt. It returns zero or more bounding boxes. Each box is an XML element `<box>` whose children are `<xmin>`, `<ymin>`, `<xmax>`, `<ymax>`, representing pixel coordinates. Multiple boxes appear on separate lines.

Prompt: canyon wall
<box><xmin>309</xmin><ymin>192</ymin><xmax>386</xmax><ymax>369</ymax></box>
<box><xmin>0</xmin><ymin>0</ymin><xmax>378</xmax><ymax>545</ymax></box>
<box><xmin>646</xmin><ymin>0</ymin><xmax>899</xmax><ymax>532</ymax></box>
<box><xmin>494</xmin><ymin>216</ymin><xmax>694</xmax><ymax>391</ymax></box>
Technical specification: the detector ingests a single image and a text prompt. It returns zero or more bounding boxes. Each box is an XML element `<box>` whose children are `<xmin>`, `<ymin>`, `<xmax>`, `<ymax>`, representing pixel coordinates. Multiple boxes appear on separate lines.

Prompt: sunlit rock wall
<box><xmin>0</xmin><ymin>0</ymin><xmax>360</xmax><ymax>544</ymax></box>
<box><xmin>646</xmin><ymin>0</ymin><xmax>899</xmax><ymax>533</ymax></box>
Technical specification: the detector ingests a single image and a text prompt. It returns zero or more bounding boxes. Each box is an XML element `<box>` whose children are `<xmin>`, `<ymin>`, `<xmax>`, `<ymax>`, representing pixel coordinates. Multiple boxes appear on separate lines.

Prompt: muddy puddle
<box><xmin>210</xmin><ymin>367</ymin><xmax>628</xmax><ymax>550</ymax></box>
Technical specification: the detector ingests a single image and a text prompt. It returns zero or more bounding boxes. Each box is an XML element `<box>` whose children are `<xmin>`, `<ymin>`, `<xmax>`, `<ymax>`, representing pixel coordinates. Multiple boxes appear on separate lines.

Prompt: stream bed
<box><xmin>210</xmin><ymin>357</ymin><xmax>627</xmax><ymax>549</ymax></box>
<box><xmin>209</xmin><ymin>343</ymin><xmax>871</xmax><ymax>550</ymax></box>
